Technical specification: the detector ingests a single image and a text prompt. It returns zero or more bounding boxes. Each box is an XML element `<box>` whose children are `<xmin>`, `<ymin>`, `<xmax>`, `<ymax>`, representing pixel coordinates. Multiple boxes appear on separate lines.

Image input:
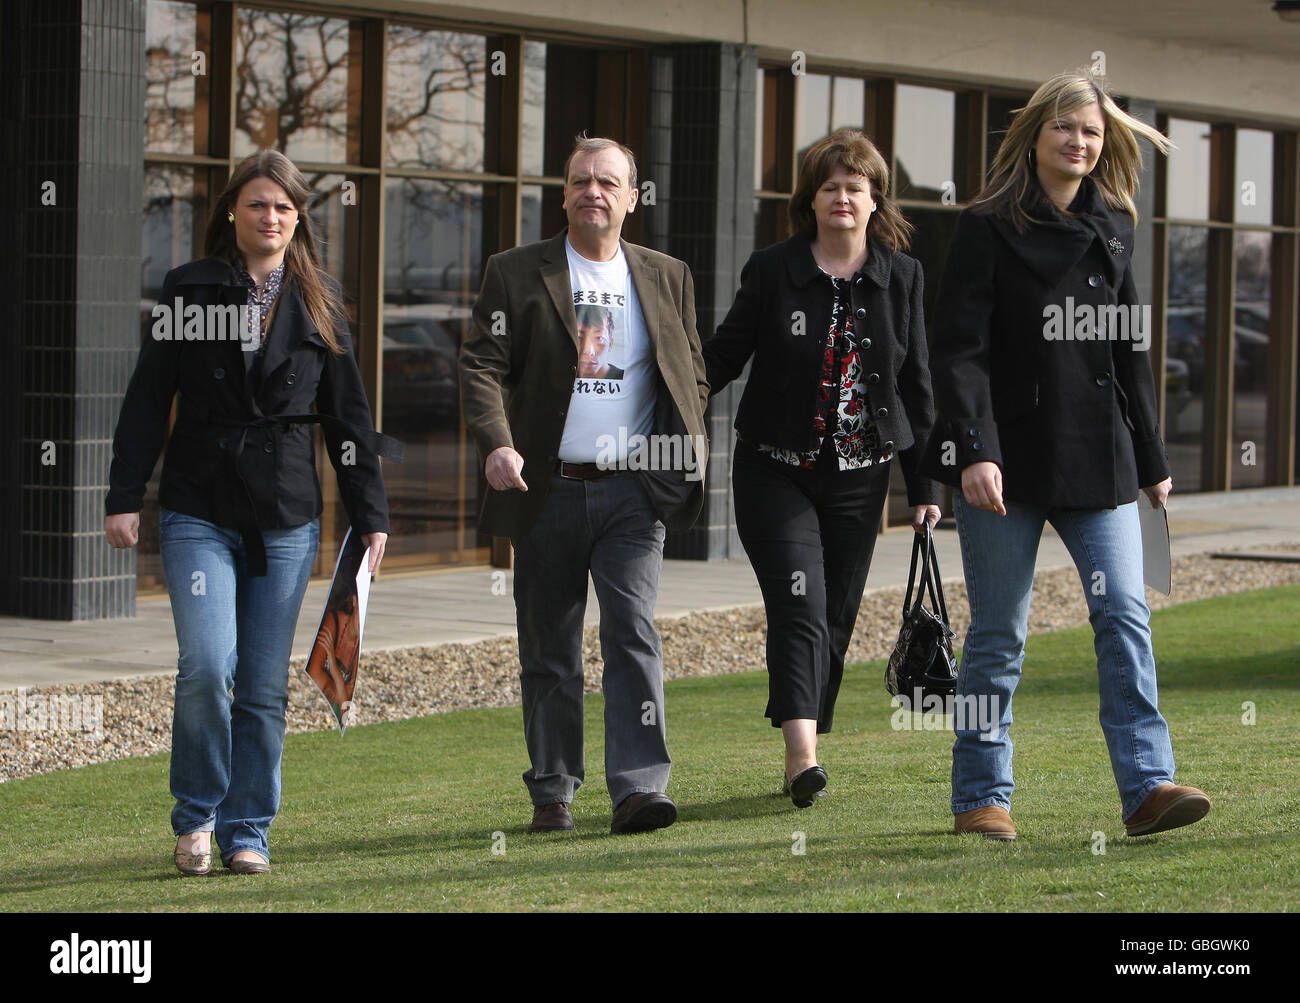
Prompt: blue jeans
<box><xmin>160</xmin><ymin>509</ymin><xmax>318</xmax><ymax>865</ymax></box>
<box><xmin>512</xmin><ymin>473</ymin><xmax>668</xmax><ymax>808</ymax></box>
<box><xmin>951</xmin><ymin>495</ymin><xmax>1176</xmax><ymax>821</ymax></box>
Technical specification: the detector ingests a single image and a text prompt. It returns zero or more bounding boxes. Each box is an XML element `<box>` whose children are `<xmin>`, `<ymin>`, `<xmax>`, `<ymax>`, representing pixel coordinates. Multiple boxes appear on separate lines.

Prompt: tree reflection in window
<box><xmin>386</xmin><ymin>27</ymin><xmax>487</xmax><ymax>172</ymax></box>
<box><xmin>235</xmin><ymin>10</ymin><xmax>352</xmax><ymax>162</ymax></box>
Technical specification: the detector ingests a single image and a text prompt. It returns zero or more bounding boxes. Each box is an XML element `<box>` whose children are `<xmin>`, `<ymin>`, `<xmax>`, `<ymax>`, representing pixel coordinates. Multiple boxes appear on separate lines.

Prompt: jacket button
<box><xmin>854</xmin><ymin>307</ymin><xmax>866</xmax><ymax>320</ymax></box>
<box><xmin>1096</xmin><ymin>373</ymin><xmax>1112</xmax><ymax>388</ymax></box>
<box><xmin>855</xmin><ymin>276</ymin><xmax>864</xmax><ymax>285</ymax></box>
<box><xmin>285</xmin><ymin>373</ymin><xmax>296</xmax><ymax>386</ymax></box>
<box><xmin>875</xmin><ymin>407</ymin><xmax>888</xmax><ymax>418</ymax></box>
<box><xmin>1088</xmin><ymin>273</ymin><xmax>1103</xmax><ymax>287</ymax></box>
<box><xmin>213</xmin><ymin>368</ymin><xmax>225</xmax><ymax>380</ymax></box>
<box><xmin>263</xmin><ymin>441</ymin><xmax>274</xmax><ymax>453</ymax></box>
<box><xmin>972</xmin><ymin>441</ymin><xmax>984</xmax><ymax>451</ymax></box>
<box><xmin>860</xmin><ymin>337</ymin><xmax>872</xmax><ymax>350</ymax></box>
<box><xmin>968</xmin><ymin>428</ymin><xmax>980</xmax><ymax>437</ymax></box>
<box><xmin>217</xmin><ymin>437</ymin><xmax>228</xmax><ymax>449</ymax></box>
<box><xmin>883</xmin><ymin>440</ymin><xmax>895</xmax><ymax>451</ymax></box>
<box><xmin>867</xmin><ymin>372</ymin><xmax>880</xmax><ymax>385</ymax></box>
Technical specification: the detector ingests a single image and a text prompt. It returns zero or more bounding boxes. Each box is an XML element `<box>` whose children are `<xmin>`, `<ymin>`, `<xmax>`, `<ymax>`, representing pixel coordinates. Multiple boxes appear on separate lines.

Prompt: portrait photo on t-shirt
<box><xmin>574</xmin><ymin>301</ymin><xmax>625</xmax><ymax>381</ymax></box>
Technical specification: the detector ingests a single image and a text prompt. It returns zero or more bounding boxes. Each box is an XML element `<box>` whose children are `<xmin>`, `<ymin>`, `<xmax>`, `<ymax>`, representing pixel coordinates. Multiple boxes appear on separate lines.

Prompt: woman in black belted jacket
<box><xmin>105</xmin><ymin>150</ymin><xmax>397</xmax><ymax>876</ymax></box>
<box><xmin>705</xmin><ymin>129</ymin><xmax>941</xmax><ymax>807</ymax></box>
<box><xmin>923</xmin><ymin>71</ymin><xmax>1209</xmax><ymax>842</ymax></box>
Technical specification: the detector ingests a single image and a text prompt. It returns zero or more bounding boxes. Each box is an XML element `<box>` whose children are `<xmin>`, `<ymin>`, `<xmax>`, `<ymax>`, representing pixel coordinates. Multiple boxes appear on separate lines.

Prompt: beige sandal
<box><xmin>174</xmin><ymin>831</ymin><xmax>212</xmax><ymax>876</ymax></box>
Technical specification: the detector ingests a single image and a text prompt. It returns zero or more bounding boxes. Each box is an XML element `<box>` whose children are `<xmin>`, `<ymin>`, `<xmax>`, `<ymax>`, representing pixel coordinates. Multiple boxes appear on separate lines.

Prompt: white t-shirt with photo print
<box><xmin>558</xmin><ymin>236</ymin><xmax>656</xmax><ymax>463</ymax></box>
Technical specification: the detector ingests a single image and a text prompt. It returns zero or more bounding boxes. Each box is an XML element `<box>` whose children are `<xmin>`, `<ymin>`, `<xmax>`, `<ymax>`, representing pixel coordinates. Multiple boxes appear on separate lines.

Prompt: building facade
<box><xmin>3</xmin><ymin>0</ymin><xmax>1297</xmax><ymax>618</ymax></box>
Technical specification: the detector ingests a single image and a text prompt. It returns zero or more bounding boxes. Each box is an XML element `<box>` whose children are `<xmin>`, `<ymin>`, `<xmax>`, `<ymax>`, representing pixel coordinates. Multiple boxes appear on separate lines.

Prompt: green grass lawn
<box><xmin>1</xmin><ymin>586</ymin><xmax>1297</xmax><ymax>912</ymax></box>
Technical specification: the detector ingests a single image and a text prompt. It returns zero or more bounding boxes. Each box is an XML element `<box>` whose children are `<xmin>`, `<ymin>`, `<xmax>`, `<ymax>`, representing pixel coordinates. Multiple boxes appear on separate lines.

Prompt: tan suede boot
<box><xmin>955</xmin><ymin>805</ymin><xmax>1017</xmax><ymax>841</ymax></box>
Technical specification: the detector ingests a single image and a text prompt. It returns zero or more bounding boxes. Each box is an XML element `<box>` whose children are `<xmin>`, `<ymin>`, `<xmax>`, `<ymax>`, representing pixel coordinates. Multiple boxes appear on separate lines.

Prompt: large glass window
<box><xmin>1166</xmin><ymin>118</ymin><xmax>1211</xmax><ymax>221</ymax></box>
<box><xmin>234</xmin><ymin>10</ymin><xmax>355</xmax><ymax>163</ymax></box>
<box><xmin>383</xmin><ymin>178</ymin><xmax>484</xmax><ymax>564</ymax></box>
<box><xmin>894</xmin><ymin>84</ymin><xmax>956</xmax><ymax>203</ymax></box>
<box><xmin>1235</xmin><ymin>129</ymin><xmax>1274</xmax><ymax>226</ymax></box>
<box><xmin>386</xmin><ymin>27</ymin><xmax>488</xmax><ymax>173</ymax></box>
<box><xmin>1232</xmin><ymin>231</ymin><xmax>1272</xmax><ymax>488</ymax></box>
<box><xmin>1165</xmin><ymin>225</ymin><xmax>1211</xmax><ymax>492</ymax></box>
<box><xmin>144</xmin><ymin>0</ymin><xmax>201</xmax><ymax>155</ymax></box>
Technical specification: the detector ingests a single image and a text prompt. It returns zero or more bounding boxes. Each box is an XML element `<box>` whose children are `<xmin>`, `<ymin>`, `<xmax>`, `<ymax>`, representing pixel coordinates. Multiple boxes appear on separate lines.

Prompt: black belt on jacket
<box><xmin>192</xmin><ymin>408</ymin><xmax>403</xmax><ymax>576</ymax></box>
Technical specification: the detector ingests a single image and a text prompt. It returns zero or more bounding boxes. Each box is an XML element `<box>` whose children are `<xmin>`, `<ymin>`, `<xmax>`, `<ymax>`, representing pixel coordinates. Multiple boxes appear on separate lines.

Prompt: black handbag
<box><xmin>884</xmin><ymin>525</ymin><xmax>959</xmax><ymax>699</ymax></box>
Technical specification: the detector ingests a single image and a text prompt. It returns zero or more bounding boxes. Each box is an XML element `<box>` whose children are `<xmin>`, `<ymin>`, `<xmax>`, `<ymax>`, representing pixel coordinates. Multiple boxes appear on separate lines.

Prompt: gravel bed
<box><xmin>3</xmin><ymin>543</ymin><xmax>1298</xmax><ymax>784</ymax></box>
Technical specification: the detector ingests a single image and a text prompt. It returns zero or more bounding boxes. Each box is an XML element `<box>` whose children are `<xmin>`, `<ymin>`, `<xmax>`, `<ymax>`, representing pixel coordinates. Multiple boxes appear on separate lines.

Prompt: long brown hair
<box><xmin>788</xmin><ymin>128</ymin><xmax>912</xmax><ymax>251</ymax></box>
<box><xmin>204</xmin><ymin>150</ymin><xmax>345</xmax><ymax>354</ymax></box>
<box><xmin>974</xmin><ymin>70</ymin><xmax>1173</xmax><ymax>231</ymax></box>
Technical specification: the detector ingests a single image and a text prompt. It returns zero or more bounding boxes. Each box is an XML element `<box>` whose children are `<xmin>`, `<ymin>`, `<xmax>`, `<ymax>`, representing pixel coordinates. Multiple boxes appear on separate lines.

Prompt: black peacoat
<box><xmin>106</xmin><ymin>258</ymin><xmax>397</xmax><ymax>575</ymax></box>
<box><xmin>921</xmin><ymin>178</ymin><xmax>1170</xmax><ymax>509</ymax></box>
<box><xmin>704</xmin><ymin>233</ymin><xmax>942</xmax><ymax>507</ymax></box>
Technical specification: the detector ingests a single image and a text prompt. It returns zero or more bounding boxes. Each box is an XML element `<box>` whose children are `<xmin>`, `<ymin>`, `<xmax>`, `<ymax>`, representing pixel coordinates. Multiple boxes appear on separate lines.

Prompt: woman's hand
<box><xmin>362</xmin><ymin>532</ymin><xmax>388</xmax><ymax>574</ymax></box>
<box><xmin>1141</xmin><ymin>477</ymin><xmax>1173</xmax><ymax>509</ymax></box>
<box><xmin>105</xmin><ymin>513</ymin><xmax>140</xmax><ymax>549</ymax></box>
<box><xmin>912</xmin><ymin>504</ymin><xmax>941</xmax><ymax>532</ymax></box>
<box><xmin>961</xmin><ymin>461</ymin><xmax>1006</xmax><ymax>516</ymax></box>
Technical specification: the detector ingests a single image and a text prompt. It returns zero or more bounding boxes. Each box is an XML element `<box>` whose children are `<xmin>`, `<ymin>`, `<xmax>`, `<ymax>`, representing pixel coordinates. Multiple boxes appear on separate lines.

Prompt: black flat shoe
<box><xmin>782</xmin><ymin>766</ymin><xmax>828</xmax><ymax>808</ymax></box>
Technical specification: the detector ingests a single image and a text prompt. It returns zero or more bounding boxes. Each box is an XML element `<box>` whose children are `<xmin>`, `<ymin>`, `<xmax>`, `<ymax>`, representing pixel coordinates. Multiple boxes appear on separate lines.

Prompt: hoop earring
<box><xmin>1027</xmin><ymin>148</ymin><xmax>1037</xmax><ymax>166</ymax></box>
<box><xmin>1103</xmin><ymin>157</ymin><xmax>1111</xmax><ymax>173</ymax></box>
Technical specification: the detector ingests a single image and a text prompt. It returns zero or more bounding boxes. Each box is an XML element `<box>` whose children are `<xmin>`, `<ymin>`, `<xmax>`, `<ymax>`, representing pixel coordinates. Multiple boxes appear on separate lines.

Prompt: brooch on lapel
<box><xmin>1107</xmin><ymin>236</ymin><xmax>1126</xmax><ymax>256</ymax></box>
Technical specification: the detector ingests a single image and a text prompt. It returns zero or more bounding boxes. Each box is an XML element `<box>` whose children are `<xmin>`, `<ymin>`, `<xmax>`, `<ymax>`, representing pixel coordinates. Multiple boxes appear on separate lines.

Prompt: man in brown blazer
<box><xmin>459</xmin><ymin>135</ymin><xmax>709</xmax><ymax>835</ymax></box>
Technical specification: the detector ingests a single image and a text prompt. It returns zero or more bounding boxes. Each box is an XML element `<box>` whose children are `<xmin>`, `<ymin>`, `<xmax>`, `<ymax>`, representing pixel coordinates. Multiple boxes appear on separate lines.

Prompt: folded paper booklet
<box><xmin>1138</xmin><ymin>493</ymin><xmax>1172</xmax><ymax>596</ymax></box>
<box><xmin>304</xmin><ymin>528</ymin><xmax>372</xmax><ymax>734</ymax></box>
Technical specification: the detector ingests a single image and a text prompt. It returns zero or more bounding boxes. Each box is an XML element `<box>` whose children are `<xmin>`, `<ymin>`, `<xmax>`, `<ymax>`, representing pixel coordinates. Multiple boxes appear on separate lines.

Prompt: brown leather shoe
<box><xmin>227</xmin><ymin>850</ymin><xmax>270</xmax><ymax>874</ymax></box>
<box><xmin>610</xmin><ymin>792</ymin><xmax>677</xmax><ymax>834</ymax></box>
<box><xmin>530</xmin><ymin>802</ymin><xmax>574</xmax><ymax>832</ymax></box>
<box><xmin>1125</xmin><ymin>784</ymin><xmax>1210</xmax><ymax>836</ymax></box>
<box><xmin>954</xmin><ymin>805</ymin><xmax>1017</xmax><ymax>841</ymax></box>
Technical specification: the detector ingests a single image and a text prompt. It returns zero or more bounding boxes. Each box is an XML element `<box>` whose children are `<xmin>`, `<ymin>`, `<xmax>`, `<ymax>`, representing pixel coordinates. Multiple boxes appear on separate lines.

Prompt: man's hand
<box><xmin>105</xmin><ymin>512</ymin><xmax>140</xmax><ymax>548</ymax></box>
<box><xmin>485</xmin><ymin>446</ymin><xmax>528</xmax><ymax>492</ymax></box>
<box><xmin>961</xmin><ymin>461</ymin><xmax>1006</xmax><ymax>516</ymax></box>
<box><xmin>1141</xmin><ymin>477</ymin><xmax>1173</xmax><ymax>509</ymax></box>
<box><xmin>911</xmin><ymin>504</ymin><xmax>942</xmax><ymax>532</ymax></box>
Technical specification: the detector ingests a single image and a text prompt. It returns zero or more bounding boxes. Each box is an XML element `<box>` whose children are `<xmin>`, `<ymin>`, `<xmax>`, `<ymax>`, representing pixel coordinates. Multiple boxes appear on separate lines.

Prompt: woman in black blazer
<box><xmin>705</xmin><ymin>129</ymin><xmax>941</xmax><ymax>806</ymax></box>
<box><xmin>923</xmin><ymin>71</ymin><xmax>1209</xmax><ymax>841</ymax></box>
<box><xmin>105</xmin><ymin>150</ymin><xmax>398</xmax><ymax>875</ymax></box>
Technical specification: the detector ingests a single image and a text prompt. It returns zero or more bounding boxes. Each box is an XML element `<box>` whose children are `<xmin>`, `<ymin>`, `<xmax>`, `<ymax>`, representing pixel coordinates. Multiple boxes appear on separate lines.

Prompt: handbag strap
<box><xmin>901</xmin><ymin>529</ymin><xmax>925</xmax><ymax>618</ymax></box>
<box><xmin>919</xmin><ymin>525</ymin><xmax>951</xmax><ymax>625</ymax></box>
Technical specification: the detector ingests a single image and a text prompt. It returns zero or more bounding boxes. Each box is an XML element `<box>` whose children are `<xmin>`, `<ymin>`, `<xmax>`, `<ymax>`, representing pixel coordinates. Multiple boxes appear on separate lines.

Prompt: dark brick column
<box><xmin>644</xmin><ymin>42</ymin><xmax>757</xmax><ymax>560</ymax></box>
<box><xmin>1</xmin><ymin>0</ymin><xmax>145</xmax><ymax>619</ymax></box>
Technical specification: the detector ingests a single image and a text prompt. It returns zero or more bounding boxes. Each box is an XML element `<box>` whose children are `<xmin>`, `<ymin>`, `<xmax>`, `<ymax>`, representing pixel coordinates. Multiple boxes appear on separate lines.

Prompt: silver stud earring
<box><xmin>227</xmin><ymin>212</ymin><xmax>235</xmax><ymax>223</ymax></box>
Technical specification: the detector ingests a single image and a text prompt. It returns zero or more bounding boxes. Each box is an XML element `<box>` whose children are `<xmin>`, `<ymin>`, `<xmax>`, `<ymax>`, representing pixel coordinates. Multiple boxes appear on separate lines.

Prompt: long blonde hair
<box><xmin>205</xmin><ymin>150</ymin><xmax>346</xmax><ymax>354</ymax></box>
<box><xmin>975</xmin><ymin>70</ymin><xmax>1172</xmax><ymax>231</ymax></box>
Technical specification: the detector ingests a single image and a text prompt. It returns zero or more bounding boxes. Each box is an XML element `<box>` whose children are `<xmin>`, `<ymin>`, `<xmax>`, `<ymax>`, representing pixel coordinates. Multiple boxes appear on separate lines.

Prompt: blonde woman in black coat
<box><xmin>706</xmin><ymin>129</ymin><xmax>941</xmax><ymax>807</ymax></box>
<box><xmin>923</xmin><ymin>71</ymin><xmax>1209</xmax><ymax>841</ymax></box>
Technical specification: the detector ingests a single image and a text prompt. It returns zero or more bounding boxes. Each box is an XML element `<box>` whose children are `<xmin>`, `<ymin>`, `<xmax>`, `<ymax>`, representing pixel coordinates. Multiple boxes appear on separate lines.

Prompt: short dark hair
<box><xmin>575</xmin><ymin>304</ymin><xmax>614</xmax><ymax>342</ymax></box>
<box><xmin>562</xmin><ymin>132</ymin><xmax>638</xmax><ymax>191</ymax></box>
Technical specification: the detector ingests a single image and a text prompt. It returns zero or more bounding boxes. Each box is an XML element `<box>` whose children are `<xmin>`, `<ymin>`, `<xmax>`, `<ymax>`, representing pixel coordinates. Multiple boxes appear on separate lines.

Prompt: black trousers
<box><xmin>732</xmin><ymin>438</ymin><xmax>892</xmax><ymax>733</ymax></box>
